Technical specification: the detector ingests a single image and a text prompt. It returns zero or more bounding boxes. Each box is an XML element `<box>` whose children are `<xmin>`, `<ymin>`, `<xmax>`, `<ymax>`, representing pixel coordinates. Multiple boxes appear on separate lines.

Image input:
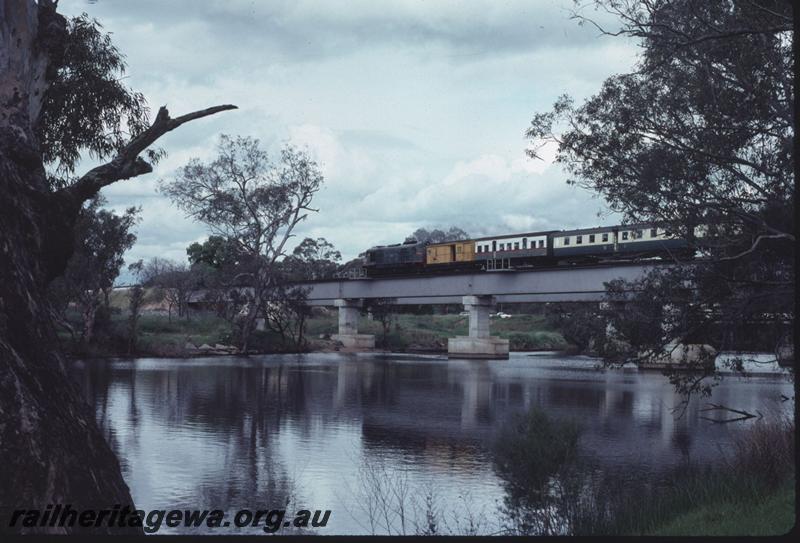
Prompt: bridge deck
<box><xmin>298</xmin><ymin>261</ymin><xmax>667</xmax><ymax>305</ymax></box>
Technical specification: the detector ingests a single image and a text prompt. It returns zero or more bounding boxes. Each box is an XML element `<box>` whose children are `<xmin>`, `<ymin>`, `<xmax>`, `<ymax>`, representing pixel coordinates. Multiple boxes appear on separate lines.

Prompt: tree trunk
<box><xmin>80</xmin><ymin>296</ymin><xmax>99</xmax><ymax>344</ymax></box>
<box><xmin>0</xmin><ymin>141</ymin><xmax>139</xmax><ymax>535</ymax></box>
<box><xmin>1</xmin><ymin>2</ymin><xmax>234</xmax><ymax>533</ymax></box>
<box><xmin>240</xmin><ymin>302</ymin><xmax>259</xmax><ymax>353</ymax></box>
<box><xmin>0</xmin><ymin>1</ymin><xmax>138</xmax><ymax>533</ymax></box>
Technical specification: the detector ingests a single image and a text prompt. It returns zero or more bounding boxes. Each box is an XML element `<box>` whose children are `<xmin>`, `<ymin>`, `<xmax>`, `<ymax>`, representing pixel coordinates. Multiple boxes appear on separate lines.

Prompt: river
<box><xmin>68</xmin><ymin>352</ymin><xmax>792</xmax><ymax>535</ymax></box>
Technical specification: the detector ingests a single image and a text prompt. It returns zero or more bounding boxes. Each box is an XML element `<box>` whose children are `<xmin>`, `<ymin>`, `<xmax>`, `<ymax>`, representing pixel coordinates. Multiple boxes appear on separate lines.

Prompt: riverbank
<box><xmin>647</xmin><ymin>478</ymin><xmax>794</xmax><ymax>536</ymax></box>
<box><xmin>59</xmin><ymin>310</ymin><xmax>570</xmax><ymax>358</ymax></box>
<box><xmin>588</xmin><ymin>416</ymin><xmax>796</xmax><ymax>536</ymax></box>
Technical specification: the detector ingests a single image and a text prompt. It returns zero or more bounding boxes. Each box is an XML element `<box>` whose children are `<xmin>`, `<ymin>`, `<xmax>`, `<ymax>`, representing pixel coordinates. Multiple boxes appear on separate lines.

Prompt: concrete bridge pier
<box><xmin>332</xmin><ymin>298</ymin><xmax>375</xmax><ymax>349</ymax></box>
<box><xmin>448</xmin><ymin>295</ymin><xmax>509</xmax><ymax>359</ymax></box>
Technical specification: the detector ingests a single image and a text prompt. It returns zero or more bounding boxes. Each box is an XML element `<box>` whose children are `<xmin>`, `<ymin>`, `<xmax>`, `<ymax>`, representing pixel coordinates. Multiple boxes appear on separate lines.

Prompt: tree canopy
<box><xmin>37</xmin><ymin>14</ymin><xmax>152</xmax><ymax>180</ymax></box>
<box><xmin>528</xmin><ymin>0</ymin><xmax>794</xmax><ymax>391</ymax></box>
<box><xmin>410</xmin><ymin>226</ymin><xmax>470</xmax><ymax>244</ymax></box>
<box><xmin>528</xmin><ymin>1</ymin><xmax>792</xmax><ymax>243</ymax></box>
<box><xmin>186</xmin><ymin>235</ymin><xmax>245</xmax><ymax>270</ymax></box>
<box><xmin>49</xmin><ymin>196</ymin><xmax>140</xmax><ymax>343</ymax></box>
<box><xmin>160</xmin><ymin>134</ymin><xmax>324</xmax><ymax>351</ymax></box>
<box><xmin>281</xmin><ymin>237</ymin><xmax>342</xmax><ymax>280</ymax></box>
<box><xmin>161</xmin><ymin>135</ymin><xmax>322</xmax><ymax>259</ymax></box>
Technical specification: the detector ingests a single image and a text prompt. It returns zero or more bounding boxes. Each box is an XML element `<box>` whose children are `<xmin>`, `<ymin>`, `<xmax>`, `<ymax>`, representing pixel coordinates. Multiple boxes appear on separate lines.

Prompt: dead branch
<box><xmin>699</xmin><ymin>402</ymin><xmax>761</xmax><ymax>423</ymax></box>
<box><xmin>717</xmin><ymin>233</ymin><xmax>795</xmax><ymax>261</ymax></box>
<box><xmin>62</xmin><ymin>104</ymin><xmax>237</xmax><ymax>204</ymax></box>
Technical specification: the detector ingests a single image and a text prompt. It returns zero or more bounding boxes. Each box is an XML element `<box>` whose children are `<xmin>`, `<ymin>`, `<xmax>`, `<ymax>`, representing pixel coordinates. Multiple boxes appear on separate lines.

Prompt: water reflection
<box><xmin>69</xmin><ymin>352</ymin><xmax>792</xmax><ymax>535</ymax></box>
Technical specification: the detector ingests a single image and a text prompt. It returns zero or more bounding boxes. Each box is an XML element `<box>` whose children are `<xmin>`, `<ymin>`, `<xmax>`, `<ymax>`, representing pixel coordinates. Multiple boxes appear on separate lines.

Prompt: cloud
<box><xmin>63</xmin><ymin>0</ymin><xmax>627</xmax><ymax>66</ymax></box>
<box><xmin>57</xmin><ymin>0</ymin><xmax>635</xmax><ymax>280</ymax></box>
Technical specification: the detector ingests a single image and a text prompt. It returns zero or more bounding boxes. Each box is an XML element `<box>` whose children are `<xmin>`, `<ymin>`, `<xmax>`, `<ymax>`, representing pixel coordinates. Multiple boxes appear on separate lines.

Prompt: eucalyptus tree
<box><xmin>186</xmin><ymin>235</ymin><xmax>244</xmax><ymax>270</ymax></box>
<box><xmin>261</xmin><ymin>282</ymin><xmax>312</xmax><ymax>351</ymax></box>
<box><xmin>411</xmin><ymin>226</ymin><xmax>470</xmax><ymax>244</ymax></box>
<box><xmin>0</xmin><ymin>1</ymin><xmax>235</xmax><ymax>530</ymax></box>
<box><xmin>126</xmin><ymin>260</ymin><xmax>145</xmax><ymax>355</ymax></box>
<box><xmin>527</xmin><ymin>0</ymin><xmax>794</xmax><ymax>392</ymax></box>
<box><xmin>160</xmin><ymin>135</ymin><xmax>323</xmax><ymax>352</ymax></box>
<box><xmin>141</xmin><ymin>257</ymin><xmax>197</xmax><ymax>321</ymax></box>
<box><xmin>49</xmin><ymin>197</ymin><xmax>140</xmax><ymax>344</ymax></box>
<box><xmin>282</xmin><ymin>237</ymin><xmax>342</xmax><ymax>280</ymax></box>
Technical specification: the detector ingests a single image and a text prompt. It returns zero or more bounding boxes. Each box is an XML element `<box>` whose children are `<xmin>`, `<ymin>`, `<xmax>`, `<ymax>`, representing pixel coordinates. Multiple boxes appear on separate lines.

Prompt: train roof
<box><xmin>366</xmin><ymin>240</ymin><xmax>425</xmax><ymax>251</ymax></box>
<box><xmin>367</xmin><ymin>223</ymin><xmax>661</xmax><ymax>250</ymax></box>
<box><xmin>471</xmin><ymin>230</ymin><xmax>558</xmax><ymax>242</ymax></box>
<box><xmin>553</xmin><ymin>225</ymin><xmax>615</xmax><ymax>236</ymax></box>
<box><xmin>554</xmin><ymin>222</ymin><xmax>656</xmax><ymax>236</ymax></box>
<box><xmin>426</xmin><ymin>238</ymin><xmax>473</xmax><ymax>247</ymax></box>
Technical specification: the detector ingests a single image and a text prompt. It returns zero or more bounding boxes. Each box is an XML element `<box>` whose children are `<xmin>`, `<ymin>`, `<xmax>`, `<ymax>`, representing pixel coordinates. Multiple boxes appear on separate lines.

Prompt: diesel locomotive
<box><xmin>359</xmin><ymin>223</ymin><xmax>697</xmax><ymax>277</ymax></box>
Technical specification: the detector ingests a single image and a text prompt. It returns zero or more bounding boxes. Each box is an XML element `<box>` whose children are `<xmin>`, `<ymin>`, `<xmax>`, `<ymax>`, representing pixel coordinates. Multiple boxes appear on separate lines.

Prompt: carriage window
<box><xmin>563</xmin><ymin>237</ymin><xmax>570</xmax><ymax>246</ymax></box>
<box><xmin>539</xmin><ymin>240</ymin><xmax>545</xmax><ymax>248</ymax></box>
<box><xmin>476</xmin><ymin>246</ymin><xmax>481</xmax><ymax>253</ymax></box>
<box><xmin>589</xmin><ymin>234</ymin><xmax>595</xmax><ymax>243</ymax></box>
<box><xmin>499</xmin><ymin>243</ymin><xmax>504</xmax><ymax>251</ymax></box>
<box><xmin>635</xmin><ymin>229</ymin><xmax>643</xmax><ymax>239</ymax></box>
<box><xmin>514</xmin><ymin>242</ymin><xmax>519</xmax><ymax>250</ymax></box>
<box><xmin>602</xmin><ymin>233</ymin><xmax>609</xmax><ymax>242</ymax></box>
<box><xmin>650</xmin><ymin>228</ymin><xmax>658</xmax><ymax>238</ymax></box>
<box><xmin>522</xmin><ymin>238</ymin><xmax>527</xmax><ymax>249</ymax></box>
<box><xmin>576</xmin><ymin>235</ymin><xmax>582</xmax><ymax>244</ymax></box>
<box><xmin>492</xmin><ymin>241</ymin><xmax>496</xmax><ymax>251</ymax></box>
<box><xmin>456</xmin><ymin>244</ymin><xmax>462</xmax><ymax>252</ymax></box>
<box><xmin>622</xmin><ymin>231</ymin><xmax>629</xmax><ymax>240</ymax></box>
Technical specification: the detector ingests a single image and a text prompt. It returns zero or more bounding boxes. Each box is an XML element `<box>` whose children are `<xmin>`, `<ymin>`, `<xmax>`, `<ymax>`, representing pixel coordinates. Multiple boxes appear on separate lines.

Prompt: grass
<box><xmin>58</xmin><ymin>309</ymin><xmax>234</xmax><ymax>357</ymax></box>
<box><xmin>565</xmin><ymin>416</ymin><xmax>796</xmax><ymax>536</ymax></box>
<box><xmin>129</xmin><ymin>313</ymin><xmax>232</xmax><ymax>355</ymax></box>
<box><xmin>61</xmin><ymin>298</ymin><xmax>572</xmax><ymax>356</ymax></box>
<box><xmin>306</xmin><ymin>312</ymin><xmax>568</xmax><ymax>351</ymax></box>
<box><xmin>648</xmin><ymin>478</ymin><xmax>795</xmax><ymax>536</ymax></box>
<box><xmin>70</xmin><ymin>288</ymin><xmax>572</xmax><ymax>354</ymax></box>
<box><xmin>137</xmin><ymin>313</ymin><xmax>230</xmax><ymax>344</ymax></box>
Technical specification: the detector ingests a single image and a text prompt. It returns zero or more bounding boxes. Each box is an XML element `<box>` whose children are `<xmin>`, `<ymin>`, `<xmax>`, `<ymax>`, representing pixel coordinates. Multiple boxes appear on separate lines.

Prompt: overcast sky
<box><xmin>59</xmin><ymin>0</ymin><xmax>638</xmax><ymax>279</ymax></box>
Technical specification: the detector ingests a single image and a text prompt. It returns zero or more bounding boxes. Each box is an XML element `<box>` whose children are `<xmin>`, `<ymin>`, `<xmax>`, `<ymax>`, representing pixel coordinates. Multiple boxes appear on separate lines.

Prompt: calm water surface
<box><xmin>69</xmin><ymin>352</ymin><xmax>792</xmax><ymax>535</ymax></box>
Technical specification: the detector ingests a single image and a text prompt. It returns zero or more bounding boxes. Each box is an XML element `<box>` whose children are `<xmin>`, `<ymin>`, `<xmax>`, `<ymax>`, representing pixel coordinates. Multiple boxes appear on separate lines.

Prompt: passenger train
<box><xmin>358</xmin><ymin>223</ymin><xmax>699</xmax><ymax>277</ymax></box>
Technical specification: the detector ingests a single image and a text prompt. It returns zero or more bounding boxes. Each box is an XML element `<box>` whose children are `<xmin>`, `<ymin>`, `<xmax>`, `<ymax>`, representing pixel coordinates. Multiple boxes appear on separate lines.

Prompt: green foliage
<box><xmin>503</xmin><ymin>331</ymin><xmax>566</xmax><ymax>351</ymax></box>
<box><xmin>160</xmin><ymin>135</ymin><xmax>322</xmax><ymax>259</ymax></box>
<box><xmin>542</xmin><ymin>303</ymin><xmax>607</xmax><ymax>353</ymax></box>
<box><xmin>305</xmin><ymin>312</ymin><xmax>568</xmax><ymax>352</ymax></box>
<box><xmin>364</xmin><ymin>298</ymin><xmax>396</xmax><ymax>348</ymax></box>
<box><xmin>382</xmin><ymin>331</ymin><xmax>410</xmax><ymax>352</ymax></box>
<box><xmin>529</xmin><ymin>2</ymin><xmax>792</xmax><ymax>237</ymax></box>
<box><xmin>126</xmin><ymin>284</ymin><xmax>144</xmax><ymax>354</ymax></box>
<box><xmin>48</xmin><ymin>196</ymin><xmax>140</xmax><ymax>345</ymax></box>
<box><xmin>161</xmin><ymin>135</ymin><xmax>324</xmax><ymax>352</ymax></box>
<box><xmin>493</xmin><ymin>408</ymin><xmax>580</xmax><ymax>503</ymax></box>
<box><xmin>186</xmin><ymin>235</ymin><xmax>244</xmax><ymax>269</ymax></box>
<box><xmin>528</xmin><ymin>0</ymin><xmax>794</xmax><ymax>395</ymax></box>
<box><xmin>66</xmin><ymin>196</ymin><xmax>140</xmax><ymax>291</ymax></box>
<box><xmin>648</xmin><ymin>479</ymin><xmax>795</xmax><ymax>536</ymax></box>
<box><xmin>281</xmin><ymin>237</ymin><xmax>341</xmax><ymax>280</ymax></box>
<box><xmin>568</xmin><ymin>417</ymin><xmax>795</xmax><ymax>536</ymax></box>
<box><xmin>493</xmin><ymin>408</ymin><xmax>580</xmax><ymax>535</ymax></box>
<box><xmin>410</xmin><ymin>226</ymin><xmax>469</xmax><ymax>244</ymax></box>
<box><xmin>37</xmin><ymin>14</ymin><xmax>153</xmax><ymax>179</ymax></box>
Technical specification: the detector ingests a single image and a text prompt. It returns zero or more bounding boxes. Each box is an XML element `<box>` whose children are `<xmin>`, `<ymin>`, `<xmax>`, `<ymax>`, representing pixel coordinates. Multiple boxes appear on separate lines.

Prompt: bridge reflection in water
<box><xmin>69</xmin><ymin>352</ymin><xmax>792</xmax><ymax>535</ymax></box>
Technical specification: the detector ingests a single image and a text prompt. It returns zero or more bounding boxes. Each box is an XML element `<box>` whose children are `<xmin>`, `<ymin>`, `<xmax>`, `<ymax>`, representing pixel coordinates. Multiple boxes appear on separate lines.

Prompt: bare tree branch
<box><xmin>717</xmin><ymin>233</ymin><xmax>794</xmax><ymax>261</ymax></box>
<box><xmin>62</xmin><ymin>104</ymin><xmax>237</xmax><ymax>204</ymax></box>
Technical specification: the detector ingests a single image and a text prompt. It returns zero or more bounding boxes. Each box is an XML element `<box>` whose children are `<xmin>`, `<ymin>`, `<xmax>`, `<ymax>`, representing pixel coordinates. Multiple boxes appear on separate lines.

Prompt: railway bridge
<box><xmin>294</xmin><ymin>261</ymin><xmax>668</xmax><ymax>358</ymax></box>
